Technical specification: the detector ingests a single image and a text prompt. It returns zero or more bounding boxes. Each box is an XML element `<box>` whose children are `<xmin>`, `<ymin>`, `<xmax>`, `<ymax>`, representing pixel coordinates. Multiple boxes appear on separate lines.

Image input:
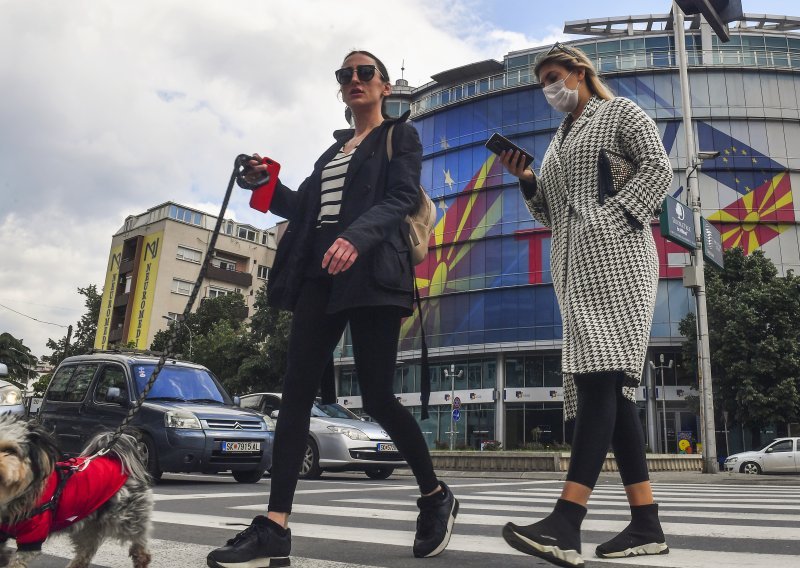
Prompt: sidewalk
<box><xmin>395</xmin><ymin>467</ymin><xmax>800</xmax><ymax>485</ymax></box>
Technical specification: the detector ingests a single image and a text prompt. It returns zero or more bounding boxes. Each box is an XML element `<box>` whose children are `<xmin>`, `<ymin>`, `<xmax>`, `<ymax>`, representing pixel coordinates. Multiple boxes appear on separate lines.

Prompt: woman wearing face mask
<box><xmin>498</xmin><ymin>43</ymin><xmax>673</xmax><ymax>567</ymax></box>
<box><xmin>206</xmin><ymin>50</ymin><xmax>458</xmax><ymax>568</ymax></box>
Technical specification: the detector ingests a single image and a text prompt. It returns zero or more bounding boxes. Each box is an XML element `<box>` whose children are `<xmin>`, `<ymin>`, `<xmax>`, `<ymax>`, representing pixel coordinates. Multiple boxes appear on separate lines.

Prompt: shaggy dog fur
<box><xmin>0</xmin><ymin>415</ymin><xmax>152</xmax><ymax>568</ymax></box>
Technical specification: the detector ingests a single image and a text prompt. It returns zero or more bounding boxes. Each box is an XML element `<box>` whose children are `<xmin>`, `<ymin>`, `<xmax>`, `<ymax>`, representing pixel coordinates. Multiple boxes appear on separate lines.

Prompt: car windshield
<box><xmin>312</xmin><ymin>402</ymin><xmax>360</xmax><ymax>420</ymax></box>
<box><xmin>132</xmin><ymin>364</ymin><xmax>227</xmax><ymax>404</ymax></box>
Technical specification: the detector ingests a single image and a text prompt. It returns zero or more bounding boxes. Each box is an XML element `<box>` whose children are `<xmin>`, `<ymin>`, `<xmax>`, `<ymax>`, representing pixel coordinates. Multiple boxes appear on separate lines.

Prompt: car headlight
<box><xmin>725</xmin><ymin>456</ymin><xmax>738</xmax><ymax>463</ymax></box>
<box><xmin>327</xmin><ymin>425</ymin><xmax>370</xmax><ymax>441</ymax></box>
<box><xmin>0</xmin><ymin>385</ymin><xmax>22</xmax><ymax>406</ymax></box>
<box><xmin>165</xmin><ymin>410</ymin><xmax>201</xmax><ymax>429</ymax></box>
<box><xmin>263</xmin><ymin>416</ymin><xmax>276</xmax><ymax>431</ymax></box>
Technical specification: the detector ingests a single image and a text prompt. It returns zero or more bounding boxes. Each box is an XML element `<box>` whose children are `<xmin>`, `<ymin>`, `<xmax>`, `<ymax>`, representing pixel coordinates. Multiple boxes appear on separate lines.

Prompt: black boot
<box><xmin>595</xmin><ymin>502</ymin><xmax>669</xmax><ymax>558</ymax></box>
<box><xmin>502</xmin><ymin>499</ymin><xmax>586</xmax><ymax>567</ymax></box>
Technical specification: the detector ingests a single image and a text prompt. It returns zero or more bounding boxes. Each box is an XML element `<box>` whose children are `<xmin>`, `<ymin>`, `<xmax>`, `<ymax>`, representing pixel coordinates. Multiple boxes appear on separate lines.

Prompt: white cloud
<box><xmin>0</xmin><ymin>0</ymin><xmax>559</xmax><ymax>357</ymax></box>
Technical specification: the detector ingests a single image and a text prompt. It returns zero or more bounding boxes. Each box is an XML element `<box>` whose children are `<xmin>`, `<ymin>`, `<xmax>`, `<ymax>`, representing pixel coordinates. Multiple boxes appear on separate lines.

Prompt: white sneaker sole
<box><xmin>207</xmin><ymin>556</ymin><xmax>290</xmax><ymax>568</ymax></box>
<box><xmin>596</xmin><ymin>541</ymin><xmax>669</xmax><ymax>558</ymax></box>
<box><xmin>502</xmin><ymin>524</ymin><xmax>584</xmax><ymax>568</ymax></box>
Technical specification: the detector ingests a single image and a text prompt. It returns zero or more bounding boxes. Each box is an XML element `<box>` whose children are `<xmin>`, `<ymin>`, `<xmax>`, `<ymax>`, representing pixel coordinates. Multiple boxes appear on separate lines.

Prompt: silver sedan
<box><xmin>724</xmin><ymin>437</ymin><xmax>800</xmax><ymax>474</ymax></box>
<box><xmin>240</xmin><ymin>392</ymin><xmax>406</xmax><ymax>480</ymax></box>
<box><xmin>0</xmin><ymin>364</ymin><xmax>25</xmax><ymax>417</ymax></box>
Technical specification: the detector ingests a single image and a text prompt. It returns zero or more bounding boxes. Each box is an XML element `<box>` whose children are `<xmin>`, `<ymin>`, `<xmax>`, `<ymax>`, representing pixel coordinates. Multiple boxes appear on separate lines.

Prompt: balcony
<box><xmin>206</xmin><ymin>264</ymin><xmax>252</xmax><ymax>288</ymax></box>
<box><xmin>109</xmin><ymin>327</ymin><xmax>124</xmax><ymax>343</ymax></box>
<box><xmin>113</xmin><ymin>292</ymin><xmax>130</xmax><ymax>308</ymax></box>
<box><xmin>119</xmin><ymin>258</ymin><xmax>135</xmax><ymax>274</ymax></box>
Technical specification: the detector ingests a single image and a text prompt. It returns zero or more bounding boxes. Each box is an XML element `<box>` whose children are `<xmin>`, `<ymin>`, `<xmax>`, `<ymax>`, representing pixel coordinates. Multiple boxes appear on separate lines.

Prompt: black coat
<box><xmin>267</xmin><ymin>112</ymin><xmax>421</xmax><ymax>315</ymax></box>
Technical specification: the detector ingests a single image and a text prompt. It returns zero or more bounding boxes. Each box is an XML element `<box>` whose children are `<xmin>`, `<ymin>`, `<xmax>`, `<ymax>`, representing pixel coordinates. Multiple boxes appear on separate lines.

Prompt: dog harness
<box><xmin>0</xmin><ymin>456</ymin><xmax>129</xmax><ymax>551</ymax></box>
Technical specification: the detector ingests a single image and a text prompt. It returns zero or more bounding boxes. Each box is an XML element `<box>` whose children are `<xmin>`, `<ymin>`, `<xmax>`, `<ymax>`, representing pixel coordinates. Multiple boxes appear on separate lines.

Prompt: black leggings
<box><xmin>566</xmin><ymin>372</ymin><xmax>650</xmax><ymax>489</ymax></box>
<box><xmin>268</xmin><ymin>278</ymin><xmax>439</xmax><ymax>513</ymax></box>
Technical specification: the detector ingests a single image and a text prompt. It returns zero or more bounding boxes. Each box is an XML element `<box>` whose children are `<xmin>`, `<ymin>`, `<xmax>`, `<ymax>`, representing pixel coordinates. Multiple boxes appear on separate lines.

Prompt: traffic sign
<box><xmin>452</xmin><ymin>409</ymin><xmax>460</xmax><ymax>422</ymax></box>
<box><xmin>453</xmin><ymin>396</ymin><xmax>461</xmax><ymax>409</ymax></box>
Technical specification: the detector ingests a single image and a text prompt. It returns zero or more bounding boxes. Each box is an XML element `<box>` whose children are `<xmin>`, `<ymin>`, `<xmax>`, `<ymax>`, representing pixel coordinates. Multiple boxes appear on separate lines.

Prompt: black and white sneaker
<box><xmin>502</xmin><ymin>499</ymin><xmax>586</xmax><ymax>568</ymax></box>
<box><xmin>595</xmin><ymin>503</ymin><xmax>669</xmax><ymax>558</ymax></box>
<box><xmin>413</xmin><ymin>481</ymin><xmax>459</xmax><ymax>558</ymax></box>
<box><xmin>207</xmin><ymin>515</ymin><xmax>291</xmax><ymax>568</ymax></box>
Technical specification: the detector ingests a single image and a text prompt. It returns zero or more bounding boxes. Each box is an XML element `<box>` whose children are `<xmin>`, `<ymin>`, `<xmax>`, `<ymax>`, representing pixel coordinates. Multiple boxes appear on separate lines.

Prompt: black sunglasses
<box><xmin>547</xmin><ymin>41</ymin><xmax>580</xmax><ymax>58</ymax></box>
<box><xmin>335</xmin><ymin>64</ymin><xmax>383</xmax><ymax>85</ymax></box>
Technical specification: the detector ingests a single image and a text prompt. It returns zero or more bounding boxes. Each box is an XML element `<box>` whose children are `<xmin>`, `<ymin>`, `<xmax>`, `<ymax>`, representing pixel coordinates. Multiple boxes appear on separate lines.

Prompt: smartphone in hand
<box><xmin>485</xmin><ymin>133</ymin><xmax>534</xmax><ymax>169</ymax></box>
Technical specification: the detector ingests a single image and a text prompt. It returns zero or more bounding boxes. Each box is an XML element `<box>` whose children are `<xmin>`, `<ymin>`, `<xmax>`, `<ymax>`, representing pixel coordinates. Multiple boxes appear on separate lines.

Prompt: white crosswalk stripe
<box><xmin>26</xmin><ymin>480</ymin><xmax>800</xmax><ymax>568</ymax></box>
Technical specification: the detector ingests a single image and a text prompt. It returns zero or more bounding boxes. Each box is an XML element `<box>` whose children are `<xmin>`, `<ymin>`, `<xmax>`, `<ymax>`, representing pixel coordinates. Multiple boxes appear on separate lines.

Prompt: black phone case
<box><xmin>485</xmin><ymin>133</ymin><xmax>534</xmax><ymax>168</ymax></box>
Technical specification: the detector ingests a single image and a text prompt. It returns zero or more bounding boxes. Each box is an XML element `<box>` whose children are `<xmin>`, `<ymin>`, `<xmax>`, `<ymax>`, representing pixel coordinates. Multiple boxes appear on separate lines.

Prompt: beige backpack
<box><xmin>386</xmin><ymin>124</ymin><xmax>436</xmax><ymax>265</ymax></box>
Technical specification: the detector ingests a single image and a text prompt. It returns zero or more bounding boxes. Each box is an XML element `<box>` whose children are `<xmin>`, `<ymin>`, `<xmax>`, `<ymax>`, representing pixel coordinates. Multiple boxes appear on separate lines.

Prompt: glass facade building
<box><xmin>334</xmin><ymin>13</ymin><xmax>800</xmax><ymax>454</ymax></box>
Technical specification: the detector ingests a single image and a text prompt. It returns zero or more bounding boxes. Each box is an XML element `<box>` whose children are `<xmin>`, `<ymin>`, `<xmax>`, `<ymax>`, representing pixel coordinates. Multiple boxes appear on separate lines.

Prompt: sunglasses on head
<box><xmin>335</xmin><ymin>64</ymin><xmax>383</xmax><ymax>85</ymax></box>
<box><xmin>547</xmin><ymin>41</ymin><xmax>579</xmax><ymax>58</ymax></box>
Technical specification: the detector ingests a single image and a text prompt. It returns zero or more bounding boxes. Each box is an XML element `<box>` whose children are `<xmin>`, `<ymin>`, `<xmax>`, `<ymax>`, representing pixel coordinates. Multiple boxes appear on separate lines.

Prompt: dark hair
<box><xmin>342</xmin><ymin>50</ymin><xmax>392</xmax><ymax>120</ymax></box>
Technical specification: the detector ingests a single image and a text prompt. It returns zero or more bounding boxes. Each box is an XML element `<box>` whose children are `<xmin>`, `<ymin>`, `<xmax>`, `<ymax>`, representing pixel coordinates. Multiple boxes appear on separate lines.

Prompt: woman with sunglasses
<box><xmin>207</xmin><ymin>50</ymin><xmax>458</xmax><ymax>568</ymax></box>
<box><xmin>498</xmin><ymin>43</ymin><xmax>673</xmax><ymax>567</ymax></box>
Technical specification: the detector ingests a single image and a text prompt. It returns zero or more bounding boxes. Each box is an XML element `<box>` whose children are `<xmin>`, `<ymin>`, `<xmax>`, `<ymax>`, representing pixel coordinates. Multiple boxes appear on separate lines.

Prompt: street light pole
<box><xmin>163</xmin><ymin>315</ymin><xmax>193</xmax><ymax>358</ymax></box>
<box><xmin>443</xmin><ymin>364</ymin><xmax>463</xmax><ymax>450</ymax></box>
<box><xmin>672</xmin><ymin>1</ymin><xmax>719</xmax><ymax>473</ymax></box>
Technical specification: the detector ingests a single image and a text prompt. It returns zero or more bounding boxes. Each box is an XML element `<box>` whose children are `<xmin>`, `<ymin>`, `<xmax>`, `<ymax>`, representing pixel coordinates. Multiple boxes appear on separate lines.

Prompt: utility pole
<box><xmin>672</xmin><ymin>1</ymin><xmax>719</xmax><ymax>473</ymax></box>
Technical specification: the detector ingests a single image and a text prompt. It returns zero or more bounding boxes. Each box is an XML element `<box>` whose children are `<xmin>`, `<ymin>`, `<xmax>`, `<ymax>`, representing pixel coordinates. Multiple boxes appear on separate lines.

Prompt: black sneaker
<box><xmin>207</xmin><ymin>515</ymin><xmax>291</xmax><ymax>568</ymax></box>
<box><xmin>502</xmin><ymin>499</ymin><xmax>586</xmax><ymax>568</ymax></box>
<box><xmin>413</xmin><ymin>482</ymin><xmax>459</xmax><ymax>558</ymax></box>
<box><xmin>595</xmin><ymin>503</ymin><xmax>669</xmax><ymax>558</ymax></box>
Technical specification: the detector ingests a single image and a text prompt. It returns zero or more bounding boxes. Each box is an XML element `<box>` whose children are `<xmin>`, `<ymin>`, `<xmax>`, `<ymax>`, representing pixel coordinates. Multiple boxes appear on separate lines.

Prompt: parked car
<box><xmin>0</xmin><ymin>363</ymin><xmax>25</xmax><ymax>417</ymax></box>
<box><xmin>240</xmin><ymin>392</ymin><xmax>406</xmax><ymax>480</ymax></box>
<box><xmin>39</xmin><ymin>352</ymin><xmax>274</xmax><ymax>483</ymax></box>
<box><xmin>723</xmin><ymin>437</ymin><xmax>800</xmax><ymax>474</ymax></box>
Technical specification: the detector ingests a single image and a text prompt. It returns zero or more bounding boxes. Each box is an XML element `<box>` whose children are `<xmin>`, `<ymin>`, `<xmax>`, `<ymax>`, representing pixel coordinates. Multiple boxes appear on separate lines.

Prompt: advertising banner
<box><xmin>127</xmin><ymin>232</ymin><xmax>162</xmax><ymax>349</ymax></box>
<box><xmin>94</xmin><ymin>244</ymin><xmax>123</xmax><ymax>350</ymax></box>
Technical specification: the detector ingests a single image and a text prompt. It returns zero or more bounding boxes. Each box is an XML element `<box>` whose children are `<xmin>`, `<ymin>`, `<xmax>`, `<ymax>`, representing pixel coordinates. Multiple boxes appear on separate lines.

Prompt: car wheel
<box><xmin>232</xmin><ymin>469</ymin><xmax>266</xmax><ymax>483</ymax></box>
<box><xmin>365</xmin><ymin>467</ymin><xmax>394</xmax><ymax>480</ymax></box>
<box><xmin>298</xmin><ymin>438</ymin><xmax>322</xmax><ymax>479</ymax></box>
<box><xmin>740</xmin><ymin>461</ymin><xmax>762</xmax><ymax>475</ymax></box>
<box><xmin>139</xmin><ymin>434</ymin><xmax>163</xmax><ymax>482</ymax></box>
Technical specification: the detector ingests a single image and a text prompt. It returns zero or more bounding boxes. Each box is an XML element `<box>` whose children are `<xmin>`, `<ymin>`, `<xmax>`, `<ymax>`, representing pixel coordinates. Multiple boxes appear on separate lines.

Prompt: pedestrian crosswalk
<box><xmin>30</xmin><ymin>478</ymin><xmax>800</xmax><ymax>567</ymax></box>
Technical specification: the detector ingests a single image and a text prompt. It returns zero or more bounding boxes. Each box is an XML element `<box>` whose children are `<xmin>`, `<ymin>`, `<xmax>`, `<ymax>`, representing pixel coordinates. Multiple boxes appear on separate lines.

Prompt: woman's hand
<box><xmin>499</xmin><ymin>150</ymin><xmax>534</xmax><ymax>184</ymax></box>
<box><xmin>323</xmin><ymin>238</ymin><xmax>359</xmax><ymax>275</ymax></box>
<box><xmin>245</xmin><ymin>153</ymin><xmax>271</xmax><ymax>184</ymax></box>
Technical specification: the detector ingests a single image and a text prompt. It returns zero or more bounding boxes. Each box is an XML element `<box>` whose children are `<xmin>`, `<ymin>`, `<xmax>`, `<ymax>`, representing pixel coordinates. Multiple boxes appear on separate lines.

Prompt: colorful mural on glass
<box><xmin>399</xmin><ymin>77</ymin><xmax>795</xmax><ymax>352</ymax></box>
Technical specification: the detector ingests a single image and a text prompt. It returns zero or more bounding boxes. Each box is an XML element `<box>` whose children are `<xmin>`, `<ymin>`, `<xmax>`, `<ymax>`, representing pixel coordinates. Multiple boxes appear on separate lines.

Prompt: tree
<box><xmin>191</xmin><ymin>319</ymin><xmax>258</xmax><ymax>395</ymax></box>
<box><xmin>247</xmin><ymin>284</ymin><xmax>292</xmax><ymax>393</ymax></box>
<box><xmin>43</xmin><ymin>285</ymin><xmax>101</xmax><ymax>368</ymax></box>
<box><xmin>0</xmin><ymin>332</ymin><xmax>37</xmax><ymax>389</ymax></box>
<box><xmin>680</xmin><ymin>248</ymin><xmax>800</xmax><ymax>446</ymax></box>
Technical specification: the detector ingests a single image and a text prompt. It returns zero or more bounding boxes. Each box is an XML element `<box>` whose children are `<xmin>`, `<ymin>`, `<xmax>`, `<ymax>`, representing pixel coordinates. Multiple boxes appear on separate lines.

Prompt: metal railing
<box><xmin>411</xmin><ymin>48</ymin><xmax>800</xmax><ymax>117</ymax></box>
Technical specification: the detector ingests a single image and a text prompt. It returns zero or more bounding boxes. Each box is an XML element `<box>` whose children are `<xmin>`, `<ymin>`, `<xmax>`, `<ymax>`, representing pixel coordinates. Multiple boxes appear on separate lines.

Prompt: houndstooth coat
<box><xmin>521</xmin><ymin>96</ymin><xmax>672</xmax><ymax>420</ymax></box>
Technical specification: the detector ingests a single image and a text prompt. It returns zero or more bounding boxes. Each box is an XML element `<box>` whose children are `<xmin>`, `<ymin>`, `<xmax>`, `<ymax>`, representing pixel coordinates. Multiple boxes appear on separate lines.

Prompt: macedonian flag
<box><xmin>706</xmin><ymin>171</ymin><xmax>794</xmax><ymax>254</ymax></box>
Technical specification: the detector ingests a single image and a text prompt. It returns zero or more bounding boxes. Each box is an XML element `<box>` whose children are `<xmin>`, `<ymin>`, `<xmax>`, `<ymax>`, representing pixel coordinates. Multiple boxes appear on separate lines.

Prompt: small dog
<box><xmin>0</xmin><ymin>415</ymin><xmax>152</xmax><ymax>568</ymax></box>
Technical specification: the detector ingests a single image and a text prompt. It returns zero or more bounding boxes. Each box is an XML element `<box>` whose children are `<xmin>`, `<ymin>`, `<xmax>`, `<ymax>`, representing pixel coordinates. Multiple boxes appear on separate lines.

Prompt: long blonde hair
<box><xmin>534</xmin><ymin>44</ymin><xmax>614</xmax><ymax>100</ymax></box>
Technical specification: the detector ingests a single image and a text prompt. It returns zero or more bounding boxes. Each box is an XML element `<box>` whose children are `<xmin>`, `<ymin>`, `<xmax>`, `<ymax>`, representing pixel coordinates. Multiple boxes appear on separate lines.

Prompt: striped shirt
<box><xmin>317</xmin><ymin>148</ymin><xmax>355</xmax><ymax>226</ymax></box>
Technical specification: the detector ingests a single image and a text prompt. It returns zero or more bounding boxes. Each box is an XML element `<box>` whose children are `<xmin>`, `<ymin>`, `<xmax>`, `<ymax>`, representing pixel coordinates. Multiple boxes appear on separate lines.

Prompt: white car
<box><xmin>240</xmin><ymin>392</ymin><xmax>406</xmax><ymax>480</ymax></box>
<box><xmin>0</xmin><ymin>363</ymin><xmax>25</xmax><ymax>417</ymax></box>
<box><xmin>724</xmin><ymin>437</ymin><xmax>800</xmax><ymax>474</ymax></box>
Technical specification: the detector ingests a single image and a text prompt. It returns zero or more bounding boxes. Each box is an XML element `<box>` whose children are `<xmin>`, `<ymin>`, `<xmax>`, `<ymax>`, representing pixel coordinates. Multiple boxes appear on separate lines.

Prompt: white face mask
<box><xmin>543</xmin><ymin>72</ymin><xmax>579</xmax><ymax>113</ymax></box>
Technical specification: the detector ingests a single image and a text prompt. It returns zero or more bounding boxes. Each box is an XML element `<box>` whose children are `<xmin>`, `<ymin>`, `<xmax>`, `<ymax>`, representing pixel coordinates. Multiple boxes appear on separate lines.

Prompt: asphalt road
<box><xmin>14</xmin><ymin>470</ymin><xmax>800</xmax><ymax>568</ymax></box>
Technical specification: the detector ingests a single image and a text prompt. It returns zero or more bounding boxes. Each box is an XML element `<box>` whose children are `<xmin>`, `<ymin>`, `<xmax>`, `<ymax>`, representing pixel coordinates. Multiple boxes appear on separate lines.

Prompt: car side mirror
<box><xmin>0</xmin><ymin>363</ymin><xmax>8</xmax><ymax>378</ymax></box>
<box><xmin>765</xmin><ymin>447</ymin><xmax>773</xmax><ymax>453</ymax></box>
<box><xmin>270</xmin><ymin>410</ymin><xmax>279</xmax><ymax>419</ymax></box>
<box><xmin>233</xmin><ymin>396</ymin><xmax>241</xmax><ymax>407</ymax></box>
<box><xmin>105</xmin><ymin>387</ymin><xmax>128</xmax><ymax>406</ymax></box>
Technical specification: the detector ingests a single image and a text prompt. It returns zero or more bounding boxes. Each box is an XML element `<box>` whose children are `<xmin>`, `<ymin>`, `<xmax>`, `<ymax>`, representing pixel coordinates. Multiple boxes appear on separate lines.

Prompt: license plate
<box><xmin>221</xmin><ymin>441</ymin><xmax>261</xmax><ymax>453</ymax></box>
<box><xmin>377</xmin><ymin>443</ymin><xmax>397</xmax><ymax>452</ymax></box>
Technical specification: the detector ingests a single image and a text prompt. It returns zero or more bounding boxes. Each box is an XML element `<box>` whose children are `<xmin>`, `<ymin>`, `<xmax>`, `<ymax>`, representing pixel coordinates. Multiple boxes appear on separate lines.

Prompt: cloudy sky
<box><xmin>1</xmin><ymin>0</ymin><xmax>797</xmax><ymax>358</ymax></box>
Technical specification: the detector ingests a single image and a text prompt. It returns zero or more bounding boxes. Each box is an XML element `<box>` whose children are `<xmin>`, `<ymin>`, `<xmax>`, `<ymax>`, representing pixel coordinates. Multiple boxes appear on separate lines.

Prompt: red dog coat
<box><xmin>0</xmin><ymin>456</ymin><xmax>129</xmax><ymax>551</ymax></box>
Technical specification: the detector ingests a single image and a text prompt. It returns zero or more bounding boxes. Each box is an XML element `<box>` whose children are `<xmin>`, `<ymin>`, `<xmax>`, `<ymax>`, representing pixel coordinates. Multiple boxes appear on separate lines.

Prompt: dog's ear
<box><xmin>26</xmin><ymin>425</ymin><xmax>61</xmax><ymax>481</ymax></box>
